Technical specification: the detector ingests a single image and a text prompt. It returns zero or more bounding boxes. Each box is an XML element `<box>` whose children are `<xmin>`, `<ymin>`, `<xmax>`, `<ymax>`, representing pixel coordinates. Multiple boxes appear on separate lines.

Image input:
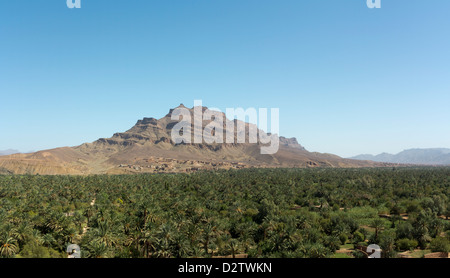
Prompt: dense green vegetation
<box><xmin>0</xmin><ymin>167</ymin><xmax>449</xmax><ymax>258</ymax></box>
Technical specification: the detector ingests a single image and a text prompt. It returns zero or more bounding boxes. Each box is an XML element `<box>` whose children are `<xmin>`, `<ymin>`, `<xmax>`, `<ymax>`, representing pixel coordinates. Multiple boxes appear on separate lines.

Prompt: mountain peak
<box><xmin>0</xmin><ymin>149</ymin><xmax>20</xmax><ymax>156</ymax></box>
<box><xmin>165</xmin><ymin>103</ymin><xmax>193</xmax><ymax>118</ymax></box>
<box><xmin>136</xmin><ymin>117</ymin><xmax>159</xmax><ymax>126</ymax></box>
<box><xmin>279</xmin><ymin>137</ymin><xmax>306</xmax><ymax>150</ymax></box>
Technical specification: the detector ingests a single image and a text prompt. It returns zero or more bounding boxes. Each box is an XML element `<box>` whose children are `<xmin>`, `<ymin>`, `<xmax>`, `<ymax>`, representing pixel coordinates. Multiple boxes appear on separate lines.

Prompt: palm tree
<box><xmin>87</xmin><ymin>241</ymin><xmax>109</xmax><ymax>258</ymax></box>
<box><xmin>185</xmin><ymin>221</ymin><xmax>199</xmax><ymax>247</ymax></box>
<box><xmin>172</xmin><ymin>233</ymin><xmax>190</xmax><ymax>258</ymax></box>
<box><xmin>200</xmin><ymin>222</ymin><xmax>217</xmax><ymax>256</ymax></box>
<box><xmin>303</xmin><ymin>242</ymin><xmax>329</xmax><ymax>258</ymax></box>
<box><xmin>31</xmin><ymin>229</ymin><xmax>44</xmax><ymax>246</ymax></box>
<box><xmin>391</xmin><ymin>215</ymin><xmax>403</xmax><ymax>228</ymax></box>
<box><xmin>84</xmin><ymin>207</ymin><xmax>95</xmax><ymax>224</ymax></box>
<box><xmin>370</xmin><ymin>219</ymin><xmax>385</xmax><ymax>242</ymax></box>
<box><xmin>73</xmin><ymin>212</ymin><xmax>86</xmax><ymax>234</ymax></box>
<box><xmin>124</xmin><ymin>229</ymin><xmax>141</xmax><ymax>257</ymax></box>
<box><xmin>413</xmin><ymin>218</ymin><xmax>432</xmax><ymax>249</ymax></box>
<box><xmin>1</xmin><ymin>224</ymin><xmax>16</xmax><ymax>238</ymax></box>
<box><xmin>154</xmin><ymin>223</ymin><xmax>176</xmax><ymax>258</ymax></box>
<box><xmin>13</xmin><ymin>221</ymin><xmax>33</xmax><ymax>245</ymax></box>
<box><xmin>190</xmin><ymin>245</ymin><xmax>203</xmax><ymax>258</ymax></box>
<box><xmin>42</xmin><ymin>234</ymin><xmax>56</xmax><ymax>248</ymax></box>
<box><xmin>139</xmin><ymin>228</ymin><xmax>156</xmax><ymax>258</ymax></box>
<box><xmin>63</xmin><ymin>227</ymin><xmax>78</xmax><ymax>244</ymax></box>
<box><xmin>227</xmin><ymin>239</ymin><xmax>239</xmax><ymax>258</ymax></box>
<box><xmin>0</xmin><ymin>234</ymin><xmax>18</xmax><ymax>258</ymax></box>
<box><xmin>45</xmin><ymin>212</ymin><xmax>66</xmax><ymax>234</ymax></box>
<box><xmin>92</xmin><ymin>220</ymin><xmax>120</xmax><ymax>248</ymax></box>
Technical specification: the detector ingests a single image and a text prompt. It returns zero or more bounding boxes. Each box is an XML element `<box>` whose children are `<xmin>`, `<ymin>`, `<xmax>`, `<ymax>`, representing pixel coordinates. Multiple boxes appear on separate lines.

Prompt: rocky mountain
<box><xmin>350</xmin><ymin>148</ymin><xmax>450</xmax><ymax>165</ymax></box>
<box><xmin>0</xmin><ymin>104</ymin><xmax>387</xmax><ymax>175</ymax></box>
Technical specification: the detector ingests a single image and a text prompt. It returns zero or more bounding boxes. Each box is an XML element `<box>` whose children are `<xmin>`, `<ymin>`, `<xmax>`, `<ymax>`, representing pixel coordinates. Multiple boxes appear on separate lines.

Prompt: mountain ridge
<box><xmin>350</xmin><ymin>148</ymin><xmax>450</xmax><ymax>165</ymax></box>
<box><xmin>0</xmin><ymin>104</ymin><xmax>390</xmax><ymax>175</ymax></box>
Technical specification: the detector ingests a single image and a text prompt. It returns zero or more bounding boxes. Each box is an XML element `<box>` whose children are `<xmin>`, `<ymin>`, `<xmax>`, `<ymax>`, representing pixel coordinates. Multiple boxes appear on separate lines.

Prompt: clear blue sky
<box><xmin>1</xmin><ymin>0</ymin><xmax>449</xmax><ymax>157</ymax></box>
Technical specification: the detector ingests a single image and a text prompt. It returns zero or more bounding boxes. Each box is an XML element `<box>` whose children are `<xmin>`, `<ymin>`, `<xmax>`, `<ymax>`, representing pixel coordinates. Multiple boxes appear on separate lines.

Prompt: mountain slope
<box><xmin>350</xmin><ymin>148</ymin><xmax>450</xmax><ymax>165</ymax></box>
<box><xmin>0</xmin><ymin>104</ymin><xmax>387</xmax><ymax>175</ymax></box>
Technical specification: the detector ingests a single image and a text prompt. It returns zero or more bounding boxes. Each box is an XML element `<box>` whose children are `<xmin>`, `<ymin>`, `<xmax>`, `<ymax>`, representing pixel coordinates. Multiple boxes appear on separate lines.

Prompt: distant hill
<box><xmin>350</xmin><ymin>148</ymin><xmax>450</xmax><ymax>165</ymax></box>
<box><xmin>0</xmin><ymin>149</ymin><xmax>20</xmax><ymax>156</ymax></box>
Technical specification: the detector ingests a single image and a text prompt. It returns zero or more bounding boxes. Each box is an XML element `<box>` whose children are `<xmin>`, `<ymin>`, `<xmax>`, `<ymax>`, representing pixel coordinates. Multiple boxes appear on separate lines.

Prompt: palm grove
<box><xmin>0</xmin><ymin>167</ymin><xmax>449</xmax><ymax>258</ymax></box>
